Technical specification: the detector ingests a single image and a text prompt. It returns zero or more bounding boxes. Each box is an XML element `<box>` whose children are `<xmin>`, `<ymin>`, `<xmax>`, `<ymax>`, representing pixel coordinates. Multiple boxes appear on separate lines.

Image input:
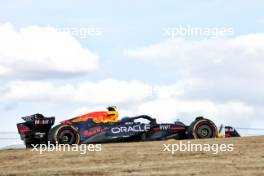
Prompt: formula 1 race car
<box><xmin>17</xmin><ymin>106</ymin><xmax>240</xmax><ymax>148</ymax></box>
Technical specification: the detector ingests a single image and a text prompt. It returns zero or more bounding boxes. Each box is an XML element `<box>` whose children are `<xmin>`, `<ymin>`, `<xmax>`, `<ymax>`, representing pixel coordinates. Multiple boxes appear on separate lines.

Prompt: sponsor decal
<box><xmin>83</xmin><ymin>127</ymin><xmax>109</xmax><ymax>136</ymax></box>
<box><xmin>35</xmin><ymin>119</ymin><xmax>54</xmax><ymax>125</ymax></box>
<box><xmin>159</xmin><ymin>125</ymin><xmax>171</xmax><ymax>130</ymax></box>
<box><xmin>111</xmin><ymin>124</ymin><xmax>151</xmax><ymax>134</ymax></box>
<box><xmin>35</xmin><ymin>132</ymin><xmax>46</xmax><ymax>138</ymax></box>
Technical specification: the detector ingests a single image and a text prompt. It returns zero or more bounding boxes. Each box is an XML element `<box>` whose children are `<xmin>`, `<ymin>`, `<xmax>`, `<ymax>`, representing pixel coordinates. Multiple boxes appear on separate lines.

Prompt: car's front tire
<box><xmin>188</xmin><ymin>117</ymin><xmax>218</xmax><ymax>139</ymax></box>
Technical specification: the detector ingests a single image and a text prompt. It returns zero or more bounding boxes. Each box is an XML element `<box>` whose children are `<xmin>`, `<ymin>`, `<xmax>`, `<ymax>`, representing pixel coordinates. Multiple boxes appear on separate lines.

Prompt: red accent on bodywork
<box><xmin>225</xmin><ymin>128</ymin><xmax>231</xmax><ymax>138</ymax></box>
<box><xmin>61</xmin><ymin>120</ymin><xmax>72</xmax><ymax>125</ymax></box>
<box><xmin>17</xmin><ymin>124</ymin><xmax>30</xmax><ymax>134</ymax></box>
<box><xmin>170</xmin><ymin>127</ymin><xmax>186</xmax><ymax>131</ymax></box>
<box><xmin>152</xmin><ymin>127</ymin><xmax>186</xmax><ymax>131</ymax></box>
<box><xmin>152</xmin><ymin>128</ymin><xmax>160</xmax><ymax>131</ymax></box>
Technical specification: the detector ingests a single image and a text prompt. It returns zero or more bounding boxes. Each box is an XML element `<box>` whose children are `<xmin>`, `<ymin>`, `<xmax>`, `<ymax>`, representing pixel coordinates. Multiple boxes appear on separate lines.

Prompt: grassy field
<box><xmin>0</xmin><ymin>136</ymin><xmax>264</xmax><ymax>176</ymax></box>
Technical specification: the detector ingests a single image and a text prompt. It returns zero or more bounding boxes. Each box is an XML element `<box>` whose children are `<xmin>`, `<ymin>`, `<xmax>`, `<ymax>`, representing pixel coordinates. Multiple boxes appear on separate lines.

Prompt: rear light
<box><xmin>17</xmin><ymin>124</ymin><xmax>31</xmax><ymax>134</ymax></box>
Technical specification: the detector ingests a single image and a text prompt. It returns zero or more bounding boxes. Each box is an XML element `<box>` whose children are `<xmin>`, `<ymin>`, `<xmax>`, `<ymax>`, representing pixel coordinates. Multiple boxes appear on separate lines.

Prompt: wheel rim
<box><xmin>63</xmin><ymin>134</ymin><xmax>70</xmax><ymax>142</ymax></box>
<box><xmin>197</xmin><ymin>125</ymin><xmax>213</xmax><ymax>138</ymax></box>
<box><xmin>201</xmin><ymin>128</ymin><xmax>209</xmax><ymax>137</ymax></box>
<box><xmin>58</xmin><ymin>129</ymin><xmax>76</xmax><ymax>144</ymax></box>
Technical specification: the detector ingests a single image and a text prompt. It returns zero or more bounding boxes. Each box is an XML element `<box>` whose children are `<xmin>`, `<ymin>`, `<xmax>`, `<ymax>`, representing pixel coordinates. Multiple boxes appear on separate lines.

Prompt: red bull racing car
<box><xmin>17</xmin><ymin>106</ymin><xmax>240</xmax><ymax>148</ymax></box>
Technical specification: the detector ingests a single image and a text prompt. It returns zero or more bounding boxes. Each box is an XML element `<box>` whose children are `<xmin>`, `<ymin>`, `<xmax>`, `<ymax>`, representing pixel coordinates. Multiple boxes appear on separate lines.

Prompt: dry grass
<box><xmin>0</xmin><ymin>136</ymin><xmax>264</xmax><ymax>176</ymax></box>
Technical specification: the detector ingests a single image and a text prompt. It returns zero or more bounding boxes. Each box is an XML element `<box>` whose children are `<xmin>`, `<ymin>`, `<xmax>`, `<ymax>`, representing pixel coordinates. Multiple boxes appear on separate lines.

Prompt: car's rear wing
<box><xmin>17</xmin><ymin>114</ymin><xmax>55</xmax><ymax>146</ymax></box>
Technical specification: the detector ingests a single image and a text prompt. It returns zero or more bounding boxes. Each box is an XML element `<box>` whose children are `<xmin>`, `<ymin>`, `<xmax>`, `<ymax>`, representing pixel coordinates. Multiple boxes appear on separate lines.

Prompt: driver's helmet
<box><xmin>107</xmin><ymin>106</ymin><xmax>117</xmax><ymax>111</ymax></box>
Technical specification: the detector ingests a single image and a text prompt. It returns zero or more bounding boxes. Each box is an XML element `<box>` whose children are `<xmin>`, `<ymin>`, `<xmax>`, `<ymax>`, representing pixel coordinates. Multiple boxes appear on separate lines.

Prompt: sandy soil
<box><xmin>0</xmin><ymin>136</ymin><xmax>264</xmax><ymax>176</ymax></box>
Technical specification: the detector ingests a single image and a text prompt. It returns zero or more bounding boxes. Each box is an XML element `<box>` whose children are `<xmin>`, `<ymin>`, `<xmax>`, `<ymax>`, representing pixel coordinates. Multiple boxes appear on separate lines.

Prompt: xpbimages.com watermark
<box><xmin>48</xmin><ymin>25</ymin><xmax>103</xmax><ymax>39</ymax></box>
<box><xmin>162</xmin><ymin>141</ymin><xmax>234</xmax><ymax>155</ymax></box>
<box><xmin>163</xmin><ymin>25</ymin><xmax>234</xmax><ymax>39</ymax></box>
<box><xmin>31</xmin><ymin>141</ymin><xmax>102</xmax><ymax>154</ymax></box>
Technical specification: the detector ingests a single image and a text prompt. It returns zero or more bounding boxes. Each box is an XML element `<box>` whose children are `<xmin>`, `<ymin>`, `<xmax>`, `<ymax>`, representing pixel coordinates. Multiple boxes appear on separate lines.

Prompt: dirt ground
<box><xmin>0</xmin><ymin>136</ymin><xmax>264</xmax><ymax>176</ymax></box>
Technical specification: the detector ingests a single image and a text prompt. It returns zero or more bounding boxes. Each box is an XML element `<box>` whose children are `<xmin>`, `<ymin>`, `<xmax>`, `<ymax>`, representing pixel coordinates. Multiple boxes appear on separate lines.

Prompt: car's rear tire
<box><xmin>188</xmin><ymin>117</ymin><xmax>218</xmax><ymax>139</ymax></box>
<box><xmin>48</xmin><ymin>125</ymin><xmax>80</xmax><ymax>145</ymax></box>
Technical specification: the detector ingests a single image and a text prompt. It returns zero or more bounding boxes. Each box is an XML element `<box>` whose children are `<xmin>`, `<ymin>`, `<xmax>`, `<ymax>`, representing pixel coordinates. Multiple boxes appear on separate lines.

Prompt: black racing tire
<box><xmin>188</xmin><ymin>117</ymin><xmax>218</xmax><ymax>139</ymax></box>
<box><xmin>48</xmin><ymin>125</ymin><xmax>80</xmax><ymax>145</ymax></box>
